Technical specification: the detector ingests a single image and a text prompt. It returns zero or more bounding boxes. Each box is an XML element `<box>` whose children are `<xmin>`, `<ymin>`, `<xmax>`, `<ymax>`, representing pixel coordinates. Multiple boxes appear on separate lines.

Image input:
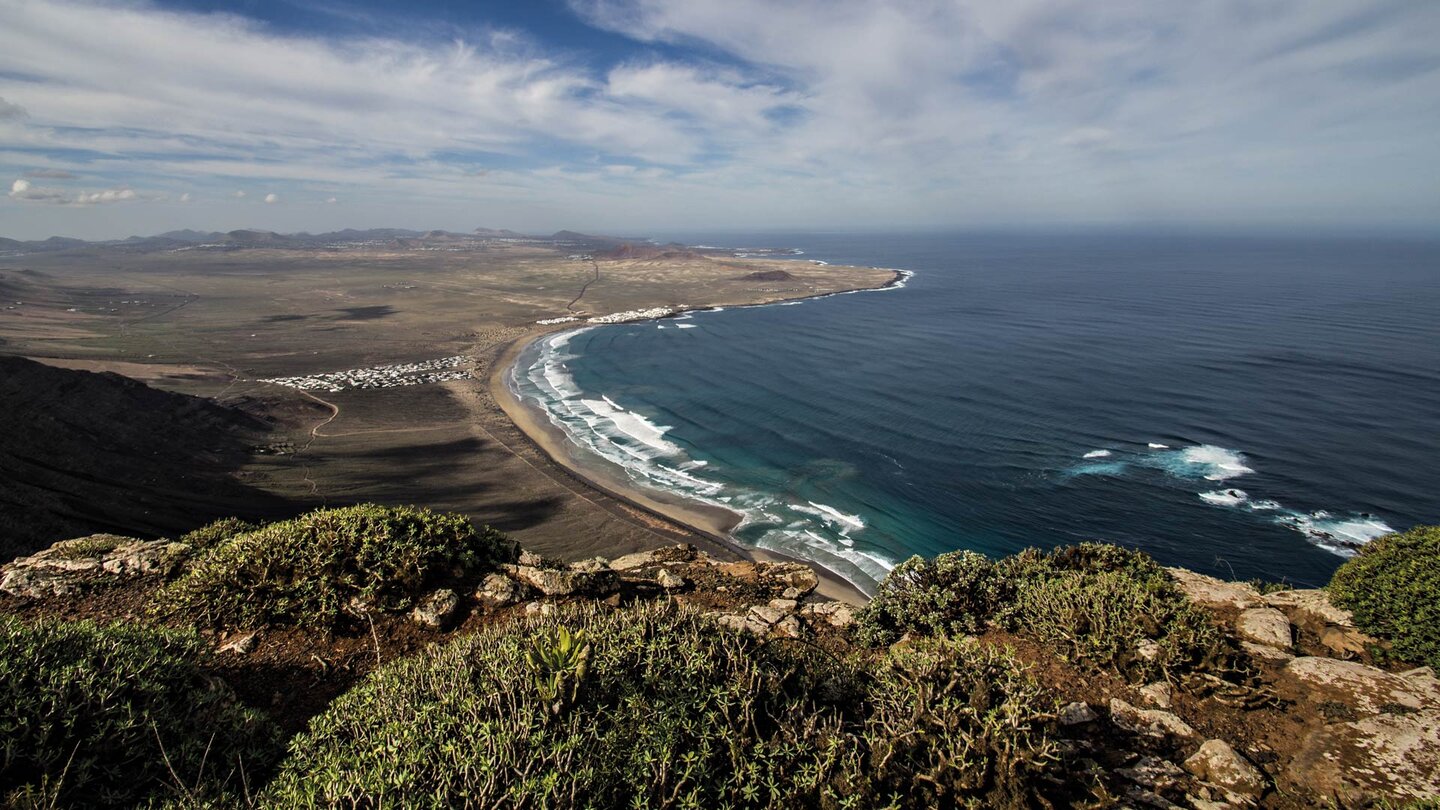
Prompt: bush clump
<box><xmin>996</xmin><ymin>545</ymin><xmax>1229</xmax><ymax>680</ymax></box>
<box><xmin>856</xmin><ymin>543</ymin><xmax>1230</xmax><ymax>682</ymax></box>
<box><xmin>180</xmin><ymin>516</ymin><xmax>260</xmax><ymax>550</ymax></box>
<box><xmin>855</xmin><ymin>550</ymin><xmax>1000</xmax><ymax>646</ymax></box>
<box><xmin>154</xmin><ymin>504</ymin><xmax>515</xmax><ymax>629</ymax></box>
<box><xmin>263</xmin><ymin>603</ymin><xmax>1063</xmax><ymax>809</ymax></box>
<box><xmin>0</xmin><ymin>616</ymin><xmax>279</xmax><ymax>808</ymax></box>
<box><xmin>1329</xmin><ymin>525</ymin><xmax>1440</xmax><ymax>669</ymax></box>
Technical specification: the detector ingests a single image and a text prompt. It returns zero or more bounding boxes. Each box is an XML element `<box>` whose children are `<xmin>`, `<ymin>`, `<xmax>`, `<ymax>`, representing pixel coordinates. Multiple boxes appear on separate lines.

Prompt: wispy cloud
<box><xmin>1</xmin><ymin>0</ymin><xmax>1437</xmax><ymax>237</ymax></box>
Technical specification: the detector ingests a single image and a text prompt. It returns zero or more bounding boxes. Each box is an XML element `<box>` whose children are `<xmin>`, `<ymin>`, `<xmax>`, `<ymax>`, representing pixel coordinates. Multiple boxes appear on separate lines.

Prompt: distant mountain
<box><xmin>0</xmin><ymin>227</ymin><xmax>639</xmax><ymax>253</ymax></box>
<box><xmin>156</xmin><ymin>229</ymin><xmax>223</xmax><ymax>243</ymax></box>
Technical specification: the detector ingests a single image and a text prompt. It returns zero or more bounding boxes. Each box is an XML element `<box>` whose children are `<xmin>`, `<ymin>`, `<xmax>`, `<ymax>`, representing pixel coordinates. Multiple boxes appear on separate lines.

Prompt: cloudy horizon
<box><xmin>2</xmin><ymin>0</ymin><xmax>1438</xmax><ymax>240</ymax></box>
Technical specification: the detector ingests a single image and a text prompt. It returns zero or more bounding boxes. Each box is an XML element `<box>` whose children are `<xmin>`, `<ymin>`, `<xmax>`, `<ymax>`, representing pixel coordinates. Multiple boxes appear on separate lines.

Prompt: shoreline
<box><xmin>487</xmin><ymin>268</ymin><xmax>911</xmax><ymax>605</ymax></box>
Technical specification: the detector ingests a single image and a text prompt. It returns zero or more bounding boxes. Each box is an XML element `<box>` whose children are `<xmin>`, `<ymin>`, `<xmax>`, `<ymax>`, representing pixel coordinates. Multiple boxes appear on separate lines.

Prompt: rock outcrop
<box><xmin>1</xmin><ymin>534</ymin><xmax>190</xmax><ymax>598</ymax></box>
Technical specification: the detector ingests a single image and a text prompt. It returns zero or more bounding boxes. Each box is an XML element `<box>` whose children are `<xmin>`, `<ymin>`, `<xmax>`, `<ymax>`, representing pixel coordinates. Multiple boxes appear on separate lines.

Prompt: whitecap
<box><xmin>801</xmin><ymin>501</ymin><xmax>866</xmax><ymax>530</ymax></box>
<box><xmin>676</xmin><ymin>324</ymin><xmax>697</xmax><ymax>329</ymax></box>
<box><xmin>1148</xmin><ymin>442</ymin><xmax>1169</xmax><ymax>449</ymax></box>
<box><xmin>1083</xmin><ymin>449</ymin><xmax>1112</xmax><ymax>459</ymax></box>
<box><xmin>1276</xmin><ymin>513</ymin><xmax>1393</xmax><ymax>557</ymax></box>
<box><xmin>1152</xmin><ymin>444</ymin><xmax>1254</xmax><ymax>481</ymax></box>
<box><xmin>1199</xmin><ymin>489</ymin><xmax>1249</xmax><ymax>507</ymax></box>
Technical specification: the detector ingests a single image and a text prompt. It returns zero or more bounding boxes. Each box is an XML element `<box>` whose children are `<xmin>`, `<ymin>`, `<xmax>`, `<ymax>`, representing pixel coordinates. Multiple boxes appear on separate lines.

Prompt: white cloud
<box><xmin>234</xmin><ymin>190</ymin><xmax>246</xmax><ymax>198</ymax></box>
<box><xmin>325</xmin><ymin>196</ymin><xmax>338</xmax><ymax>204</ymax></box>
<box><xmin>264</xmin><ymin>192</ymin><xmax>279</xmax><ymax>203</ymax></box>
<box><xmin>9</xmin><ymin>177</ymin><xmax>145</xmax><ymax>205</ymax></box>
<box><xmin>179</xmin><ymin>192</ymin><xmax>191</xmax><ymax>202</ymax></box>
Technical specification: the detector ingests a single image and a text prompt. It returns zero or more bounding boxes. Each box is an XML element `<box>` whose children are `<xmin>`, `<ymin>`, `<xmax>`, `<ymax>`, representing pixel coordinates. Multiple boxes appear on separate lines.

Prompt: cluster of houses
<box><xmin>258</xmin><ymin>355</ymin><xmax>470</xmax><ymax>393</ymax></box>
<box><xmin>587</xmin><ymin>307</ymin><xmax>677</xmax><ymax>324</ymax></box>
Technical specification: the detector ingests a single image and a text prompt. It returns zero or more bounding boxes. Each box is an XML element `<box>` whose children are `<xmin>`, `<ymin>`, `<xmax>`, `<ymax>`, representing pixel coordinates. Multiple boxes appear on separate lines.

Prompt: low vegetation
<box><xmin>153</xmin><ymin>504</ymin><xmax>515</xmax><ymax>629</ymax></box>
<box><xmin>179</xmin><ymin>517</ymin><xmax>259</xmax><ymax>551</ymax></box>
<box><xmin>1329</xmin><ymin>524</ymin><xmax>1440</xmax><ymax>669</ymax></box>
<box><xmin>262</xmin><ymin>603</ymin><xmax>1063</xmax><ymax>809</ymax></box>
<box><xmin>856</xmin><ymin>543</ymin><xmax>1231</xmax><ymax>681</ymax></box>
<box><xmin>0</xmin><ymin>616</ymin><xmax>279</xmax><ymax>808</ymax></box>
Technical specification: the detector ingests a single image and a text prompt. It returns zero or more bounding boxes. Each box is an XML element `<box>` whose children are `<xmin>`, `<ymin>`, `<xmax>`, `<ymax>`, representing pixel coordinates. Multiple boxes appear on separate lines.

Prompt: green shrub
<box><xmin>996</xmin><ymin>544</ymin><xmax>1229</xmax><ymax>681</ymax></box>
<box><xmin>0</xmin><ymin>616</ymin><xmax>279</xmax><ymax>808</ymax></box>
<box><xmin>856</xmin><ymin>543</ymin><xmax>1229</xmax><ymax>682</ymax></box>
<box><xmin>262</xmin><ymin>602</ymin><xmax>850</xmax><ymax>808</ymax></box>
<box><xmin>154</xmin><ymin>504</ymin><xmax>515</xmax><ymax>629</ymax></box>
<box><xmin>1329</xmin><ymin>525</ymin><xmax>1440</xmax><ymax>669</ymax></box>
<box><xmin>263</xmin><ymin>603</ymin><xmax>1065</xmax><ymax>809</ymax></box>
<box><xmin>180</xmin><ymin>517</ymin><xmax>260</xmax><ymax>551</ymax></box>
<box><xmin>855</xmin><ymin>550</ymin><xmax>1001</xmax><ymax>646</ymax></box>
<box><xmin>849</xmin><ymin>637</ymin><xmax>1060</xmax><ymax>809</ymax></box>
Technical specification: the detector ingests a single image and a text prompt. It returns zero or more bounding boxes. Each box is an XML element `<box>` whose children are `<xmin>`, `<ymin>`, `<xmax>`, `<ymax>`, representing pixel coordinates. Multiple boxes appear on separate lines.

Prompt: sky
<box><xmin>1</xmin><ymin>0</ymin><xmax>1438</xmax><ymax>240</ymax></box>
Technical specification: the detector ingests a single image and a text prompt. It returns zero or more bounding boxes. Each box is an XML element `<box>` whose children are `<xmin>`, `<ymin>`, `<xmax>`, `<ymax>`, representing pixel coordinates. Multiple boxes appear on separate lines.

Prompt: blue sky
<box><xmin>2</xmin><ymin>0</ymin><xmax>1438</xmax><ymax>239</ymax></box>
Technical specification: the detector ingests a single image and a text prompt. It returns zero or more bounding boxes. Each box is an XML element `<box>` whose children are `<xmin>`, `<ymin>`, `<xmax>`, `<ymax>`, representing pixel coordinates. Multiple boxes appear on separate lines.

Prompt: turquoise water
<box><xmin>511</xmin><ymin>233</ymin><xmax>1440</xmax><ymax>593</ymax></box>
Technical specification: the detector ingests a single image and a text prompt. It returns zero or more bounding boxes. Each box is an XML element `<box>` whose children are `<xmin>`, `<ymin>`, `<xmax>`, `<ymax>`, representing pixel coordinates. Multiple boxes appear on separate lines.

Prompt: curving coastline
<box><xmin>488</xmin><ymin>269</ymin><xmax>911</xmax><ymax>604</ymax></box>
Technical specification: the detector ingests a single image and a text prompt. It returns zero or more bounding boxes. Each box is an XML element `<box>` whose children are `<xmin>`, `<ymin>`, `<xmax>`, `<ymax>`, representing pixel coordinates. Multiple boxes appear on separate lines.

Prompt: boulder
<box><xmin>1110</xmin><ymin>698</ymin><xmax>1202</xmax><ymax>744</ymax></box>
<box><xmin>1059</xmin><ymin>701</ymin><xmax>1098</xmax><ymax>726</ymax></box>
<box><xmin>1283</xmin><ymin>657</ymin><xmax>1438</xmax><ymax>714</ymax></box>
<box><xmin>655</xmin><ymin>569</ymin><xmax>686</xmax><ymax>590</ymax></box>
<box><xmin>568</xmin><ymin>557</ymin><xmax>610</xmax><ymax>573</ymax></box>
<box><xmin>766</xmin><ymin>564</ymin><xmax>819</xmax><ymax>595</ymax></box>
<box><xmin>1262</xmin><ymin>589</ymin><xmax>1354</xmax><ymax>632</ymax></box>
<box><xmin>1236</xmin><ymin>607</ymin><xmax>1292</xmax><ymax>650</ymax></box>
<box><xmin>1138</xmin><ymin>682</ymin><xmax>1175</xmax><ymax>709</ymax></box>
<box><xmin>1167</xmin><ymin>568</ymin><xmax>1263</xmax><ymax>611</ymax></box>
<box><xmin>1117</xmin><ymin>756</ymin><xmax>1185</xmax><ymax>789</ymax></box>
<box><xmin>609</xmin><ymin>544</ymin><xmax>699</xmax><ymax>571</ymax></box>
<box><xmin>502</xmin><ymin>564</ymin><xmax>618</xmax><ymax>598</ymax></box>
<box><xmin>475</xmin><ymin>572</ymin><xmax>526</xmax><ymax>605</ymax></box>
<box><xmin>749</xmin><ymin>604</ymin><xmax>785</xmax><ymax>625</ymax></box>
<box><xmin>524</xmin><ymin>601</ymin><xmax>556</xmax><ymax>617</ymax></box>
<box><xmin>1288</xmin><ymin>710</ymin><xmax>1440</xmax><ymax>803</ymax></box>
<box><xmin>768</xmin><ymin>598</ymin><xmax>798</xmax><ymax>613</ymax></box>
<box><xmin>411</xmin><ymin>588</ymin><xmax>459</xmax><ymax>629</ymax></box>
<box><xmin>1317</xmin><ymin>625</ymin><xmax>1377</xmax><ymax>659</ymax></box>
<box><xmin>1</xmin><ymin>535</ymin><xmax>190</xmax><ymax>598</ymax></box>
<box><xmin>1184</xmin><ymin>740</ymin><xmax>1265</xmax><ymax>800</ymax></box>
<box><xmin>775</xmin><ymin>614</ymin><xmax>804</xmax><ymax>639</ymax></box>
<box><xmin>800</xmin><ymin>601</ymin><xmax>857</xmax><ymax>629</ymax></box>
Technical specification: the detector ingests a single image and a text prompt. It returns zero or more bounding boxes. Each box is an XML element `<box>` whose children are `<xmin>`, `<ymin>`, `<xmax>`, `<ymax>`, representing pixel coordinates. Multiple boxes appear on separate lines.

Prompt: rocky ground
<box><xmin>2</xmin><ymin>535</ymin><xmax>1436</xmax><ymax>808</ymax></box>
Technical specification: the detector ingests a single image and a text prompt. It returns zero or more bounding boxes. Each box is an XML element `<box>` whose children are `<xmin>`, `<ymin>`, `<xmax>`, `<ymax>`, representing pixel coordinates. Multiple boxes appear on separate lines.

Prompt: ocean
<box><xmin>510</xmin><ymin>232</ymin><xmax>1440</xmax><ymax>593</ymax></box>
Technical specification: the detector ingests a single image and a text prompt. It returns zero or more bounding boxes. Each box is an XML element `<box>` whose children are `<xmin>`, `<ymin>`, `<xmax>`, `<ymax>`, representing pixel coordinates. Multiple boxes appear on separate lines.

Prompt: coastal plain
<box><xmin>0</xmin><ymin>233</ymin><xmax>896</xmax><ymax>577</ymax></box>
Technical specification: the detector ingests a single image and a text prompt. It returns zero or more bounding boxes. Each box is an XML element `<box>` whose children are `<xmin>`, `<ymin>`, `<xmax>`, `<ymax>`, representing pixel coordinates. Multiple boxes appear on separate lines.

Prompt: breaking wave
<box><xmin>511</xmin><ymin>329</ymin><xmax>896</xmax><ymax>591</ymax></box>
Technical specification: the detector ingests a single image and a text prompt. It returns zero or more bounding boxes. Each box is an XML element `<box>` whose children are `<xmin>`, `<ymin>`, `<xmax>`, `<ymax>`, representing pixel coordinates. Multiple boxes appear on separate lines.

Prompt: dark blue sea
<box><xmin>511</xmin><ymin>233</ymin><xmax>1440</xmax><ymax>593</ymax></box>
